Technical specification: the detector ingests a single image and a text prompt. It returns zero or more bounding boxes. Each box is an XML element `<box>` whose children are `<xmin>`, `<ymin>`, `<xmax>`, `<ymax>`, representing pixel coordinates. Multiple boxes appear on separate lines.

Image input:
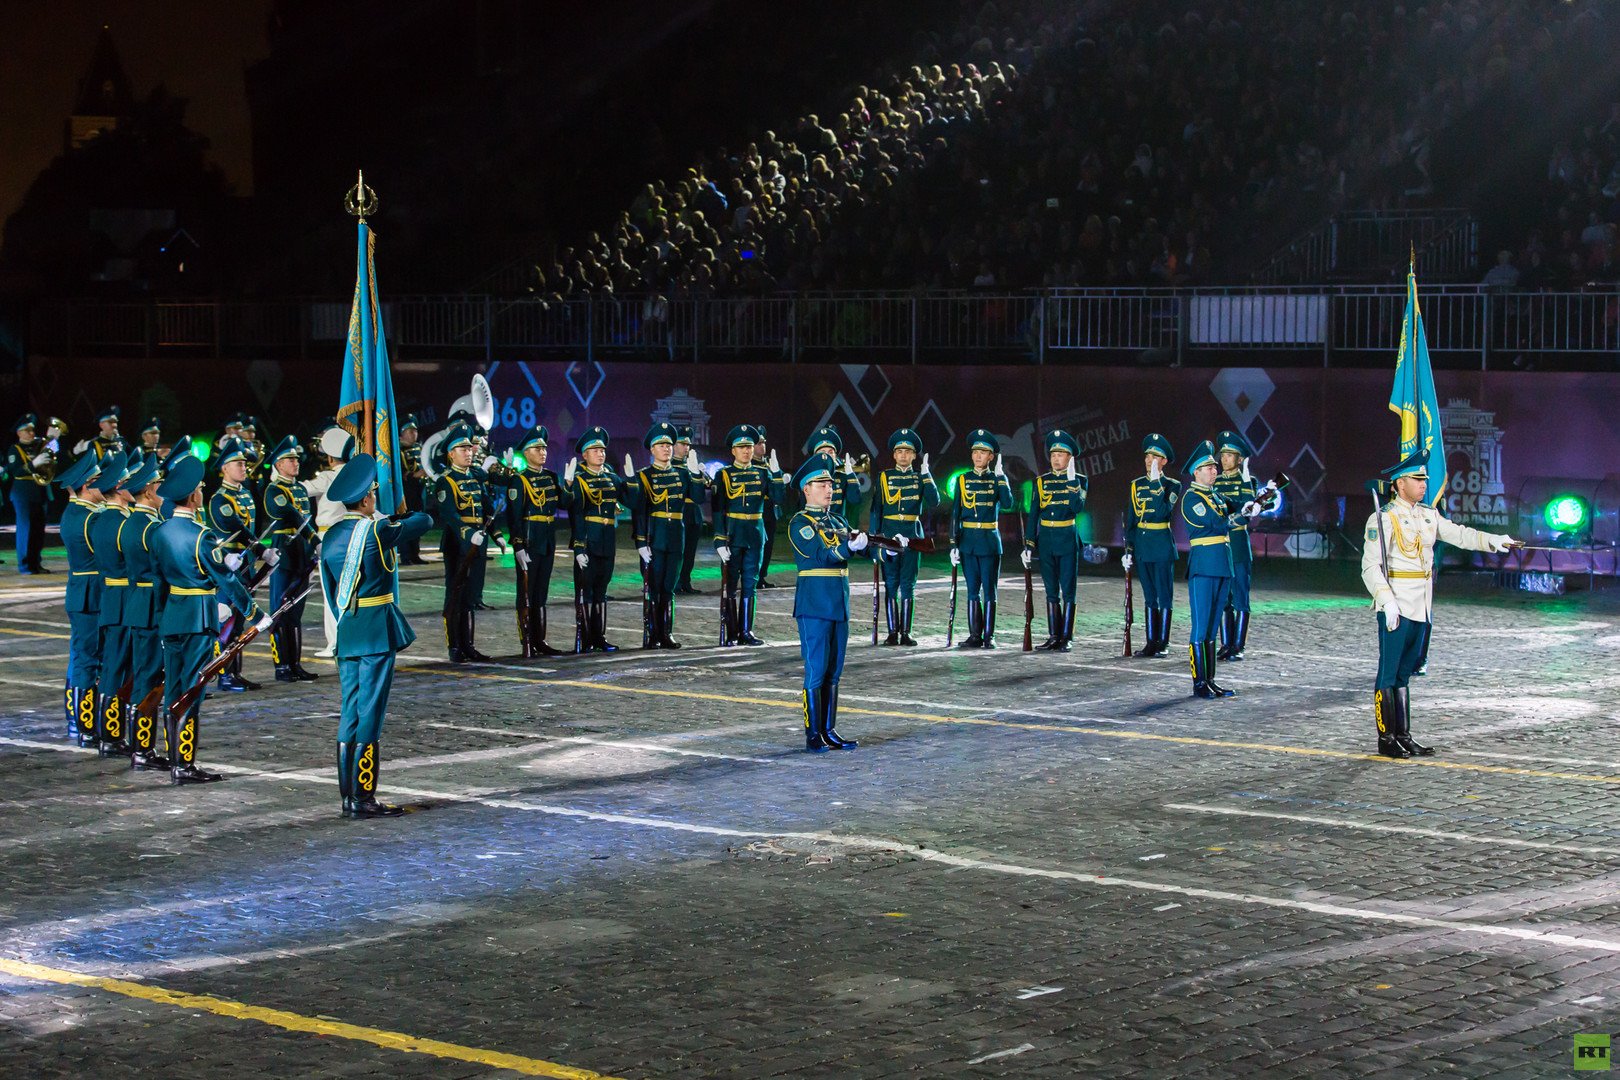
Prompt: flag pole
<box><xmin>344</xmin><ymin>171</ymin><xmax>380</xmax><ymax>457</ymax></box>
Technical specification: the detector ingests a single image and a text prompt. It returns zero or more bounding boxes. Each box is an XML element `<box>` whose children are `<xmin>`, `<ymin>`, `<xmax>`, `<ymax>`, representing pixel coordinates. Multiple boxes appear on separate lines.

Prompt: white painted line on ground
<box><xmin>13</xmin><ymin>736</ymin><xmax>1620</xmax><ymax>958</ymax></box>
<box><xmin>1165</xmin><ymin>803</ymin><xmax>1620</xmax><ymax>857</ymax></box>
<box><xmin>967</xmin><ymin>1043</ymin><xmax>1036</xmax><ymax>1065</ymax></box>
<box><xmin>0</xmin><ymin>652</ymin><xmax>69</xmax><ymax>663</ymax></box>
<box><xmin>1014</xmin><ymin>986</ymin><xmax>1063</xmax><ymax>1000</ymax></box>
<box><xmin>424</xmin><ymin>721</ymin><xmax>775</xmax><ymax>764</ymax></box>
<box><xmin>1454</xmin><ymin>749</ymin><xmax>1620</xmax><ymax>770</ymax></box>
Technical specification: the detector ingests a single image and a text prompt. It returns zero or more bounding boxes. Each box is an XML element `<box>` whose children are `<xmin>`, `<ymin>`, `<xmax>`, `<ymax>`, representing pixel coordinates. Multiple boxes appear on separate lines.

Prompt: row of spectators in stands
<box><xmin>1509</xmin><ymin>102</ymin><xmax>1620</xmax><ymax>289</ymax></box>
<box><xmin>535</xmin><ymin>0</ymin><xmax>1614</xmax><ymax>300</ymax></box>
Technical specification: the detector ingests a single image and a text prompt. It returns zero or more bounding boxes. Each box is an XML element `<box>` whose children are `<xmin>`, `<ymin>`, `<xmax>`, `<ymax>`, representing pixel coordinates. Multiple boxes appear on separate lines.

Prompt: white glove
<box><xmin>920</xmin><ymin>453</ymin><xmax>931</xmax><ymax>476</ymax></box>
<box><xmin>638</xmin><ymin>545</ymin><xmax>652</xmax><ymax>564</ymax></box>
<box><xmin>217</xmin><ymin>602</ymin><xmax>232</xmax><ymax>623</ymax></box>
<box><xmin>769</xmin><ymin>449</ymin><xmax>780</xmax><ymax>473</ymax></box>
<box><xmin>1121</xmin><ymin>553</ymin><xmax>1134</xmax><ymax>572</ymax></box>
<box><xmin>1380</xmin><ymin>597</ymin><xmax>1401</xmax><ymax>631</ymax></box>
<box><xmin>842</xmin><ymin>454</ymin><xmax>854</xmax><ymax>475</ymax></box>
<box><xmin>73</xmin><ymin>439</ymin><xmax>91</xmax><ymax>455</ymax></box>
<box><xmin>1148</xmin><ymin>459</ymin><xmax>1161</xmax><ymax>481</ymax></box>
<box><xmin>1239</xmin><ymin>501</ymin><xmax>1260</xmax><ymax>517</ymax></box>
<box><xmin>471</xmin><ymin>529</ymin><xmax>487</xmax><ymax>547</ymax></box>
<box><xmin>1066</xmin><ymin>458</ymin><xmax>1077</xmax><ymax>481</ymax></box>
<box><xmin>255</xmin><ymin>613</ymin><xmax>275</xmax><ymax>632</ymax></box>
<box><xmin>994</xmin><ymin>454</ymin><xmax>1005</xmax><ymax>477</ymax></box>
<box><xmin>30</xmin><ymin>451</ymin><xmax>51</xmax><ymax>467</ymax></box>
<box><xmin>1487</xmin><ymin>535</ymin><xmax>1516</xmax><ymax>554</ymax></box>
<box><xmin>848</xmin><ymin>531</ymin><xmax>869</xmax><ymax>552</ymax></box>
<box><xmin>514</xmin><ymin>549</ymin><xmax>532</xmax><ymax>571</ymax></box>
<box><xmin>223</xmin><ymin>551</ymin><xmax>246</xmax><ymax>572</ymax></box>
<box><xmin>575</xmin><ymin>552</ymin><xmax>589</xmax><ymax>569</ymax></box>
<box><xmin>687</xmin><ymin>453</ymin><xmax>703</xmax><ymax>477</ymax></box>
<box><xmin>895</xmin><ymin>534</ymin><xmax>910</xmax><ymax>549</ymax></box>
<box><xmin>262</xmin><ymin>548</ymin><xmax>281</xmax><ymax>567</ymax></box>
<box><xmin>563</xmin><ymin>458</ymin><xmax>577</xmax><ymax>485</ymax></box>
<box><xmin>717</xmin><ymin>545</ymin><xmax>732</xmax><ymax>563</ymax></box>
<box><xmin>1020</xmin><ymin>549</ymin><xmax>1033</xmax><ymax>569</ymax></box>
<box><xmin>481</xmin><ymin>455</ymin><xmax>498</xmax><ymax>473</ymax></box>
<box><xmin>624</xmin><ymin>453</ymin><xmax>635</xmax><ymax>478</ymax></box>
<box><xmin>949</xmin><ymin>547</ymin><xmax>961</xmax><ymax>567</ymax></box>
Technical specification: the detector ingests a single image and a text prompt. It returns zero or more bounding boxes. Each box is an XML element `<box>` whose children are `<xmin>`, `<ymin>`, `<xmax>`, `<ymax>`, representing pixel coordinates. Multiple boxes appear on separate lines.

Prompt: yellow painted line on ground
<box><xmin>0</xmin><ymin>626</ymin><xmax>70</xmax><ymax>641</ymax></box>
<box><xmin>395</xmin><ymin>664</ymin><xmax>1620</xmax><ymax>787</ymax></box>
<box><xmin>0</xmin><ymin>956</ymin><xmax>619</xmax><ymax>1079</ymax></box>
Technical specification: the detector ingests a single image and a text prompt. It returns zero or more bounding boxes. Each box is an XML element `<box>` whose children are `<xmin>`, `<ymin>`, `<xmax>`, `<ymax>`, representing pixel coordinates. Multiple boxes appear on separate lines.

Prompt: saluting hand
<box><xmin>769</xmin><ymin>450</ymin><xmax>780</xmax><ymax>473</ymax></box>
<box><xmin>623</xmin><ymin>453</ymin><xmax>635</xmax><ymax>478</ymax></box>
<box><xmin>563</xmin><ymin>458</ymin><xmax>577</xmax><ymax>485</ymax></box>
<box><xmin>843</xmin><ymin>453</ymin><xmax>854</xmax><ymax>476</ymax></box>
<box><xmin>1148</xmin><ymin>459</ymin><xmax>1161</xmax><ymax>482</ymax></box>
<box><xmin>687</xmin><ymin>453</ymin><xmax>703</xmax><ymax>477</ymax></box>
<box><xmin>920</xmin><ymin>453</ymin><xmax>931</xmax><ymax>476</ymax></box>
<box><xmin>1066</xmin><ymin>458</ymin><xmax>1077</xmax><ymax>482</ymax></box>
<box><xmin>993</xmin><ymin>454</ymin><xmax>1005</xmax><ymax>478</ymax></box>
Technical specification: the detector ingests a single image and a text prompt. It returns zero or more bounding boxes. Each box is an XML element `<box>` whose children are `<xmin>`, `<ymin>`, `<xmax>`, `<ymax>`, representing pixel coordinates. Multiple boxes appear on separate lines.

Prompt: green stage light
<box><xmin>1544</xmin><ymin>494</ymin><xmax>1588</xmax><ymax>532</ymax></box>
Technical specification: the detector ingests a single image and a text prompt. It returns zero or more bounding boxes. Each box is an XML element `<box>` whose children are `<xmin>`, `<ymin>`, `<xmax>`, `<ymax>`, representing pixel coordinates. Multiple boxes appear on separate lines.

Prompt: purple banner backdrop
<box><xmin>28</xmin><ymin>358</ymin><xmax>1620</xmax><ymax>566</ymax></box>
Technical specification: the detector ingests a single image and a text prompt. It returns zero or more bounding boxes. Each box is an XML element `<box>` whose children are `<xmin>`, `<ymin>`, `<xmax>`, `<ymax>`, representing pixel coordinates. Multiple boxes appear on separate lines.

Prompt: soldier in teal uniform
<box><xmin>506</xmin><ymin>424</ymin><xmax>571</xmax><ymax>657</ymax></box>
<box><xmin>633</xmin><ymin>422</ymin><xmax>701</xmax><ymax>649</ymax></box>
<box><xmin>565</xmin><ymin>425</ymin><xmax>631</xmax><ymax>653</ymax></box>
<box><xmin>119</xmin><ymin>455</ymin><xmax>168</xmax><ymax>769</ymax></box>
<box><xmin>1212</xmin><ymin>431</ymin><xmax>1260</xmax><ymax>662</ymax></box>
<box><xmin>397</xmin><ymin>414</ymin><xmax>426</xmax><ymax>565</ymax></box>
<box><xmin>790</xmin><ymin>453</ymin><xmax>867</xmax><ymax>752</ymax></box>
<box><xmin>207</xmin><ymin>436</ymin><xmax>262</xmax><ymax>691</ymax></box>
<box><xmin>713</xmin><ymin>424</ymin><xmax>786</xmax><ymax>645</ymax></box>
<box><xmin>138</xmin><ymin>417</ymin><xmax>163</xmax><ymax>455</ymax></box>
<box><xmin>57</xmin><ymin>451</ymin><xmax>104</xmax><ymax>743</ymax></box>
<box><xmin>89</xmin><ymin>451</ymin><xmax>133</xmax><ymax>755</ymax></box>
<box><xmin>806</xmin><ymin>426</ymin><xmax>863</xmax><ymax>520</ymax></box>
<box><xmin>870</xmin><ymin>428</ymin><xmax>939</xmax><ymax>646</ymax></box>
<box><xmin>950</xmin><ymin>429</ymin><xmax>1014</xmax><ymax>648</ymax></box>
<box><xmin>156</xmin><ymin>433</ymin><xmax>192</xmax><ymax>519</ymax></box>
<box><xmin>6</xmin><ymin>413</ymin><xmax>52</xmax><ymax>574</ymax></box>
<box><xmin>1122</xmin><ymin>434</ymin><xmax>1180</xmax><ymax>658</ymax></box>
<box><xmin>673</xmin><ymin>425</ymin><xmax>706</xmax><ymax>595</ymax></box>
<box><xmin>263</xmin><ymin>436</ymin><xmax>313</xmax><ymax>682</ymax></box>
<box><xmin>321</xmin><ymin>453</ymin><xmax>433</xmax><ymax>818</ymax></box>
<box><xmin>152</xmin><ymin>454</ymin><xmax>264</xmax><ymax>784</ymax></box>
<box><xmin>75</xmin><ymin>405</ymin><xmax>128</xmax><ymax>462</ymax></box>
<box><xmin>753</xmin><ymin>425</ymin><xmax>781</xmax><ymax>588</ymax></box>
<box><xmin>434</xmin><ymin>421</ymin><xmax>494</xmax><ymax>662</ymax></box>
<box><xmin>1022</xmin><ymin>429</ymin><xmax>1087</xmax><ymax>651</ymax></box>
<box><xmin>1180</xmin><ymin>440</ymin><xmax>1237</xmax><ymax>699</ymax></box>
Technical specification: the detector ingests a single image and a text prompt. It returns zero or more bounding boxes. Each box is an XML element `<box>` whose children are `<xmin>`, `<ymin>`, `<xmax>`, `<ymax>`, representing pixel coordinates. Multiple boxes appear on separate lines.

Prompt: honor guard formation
<box><xmin>15</xmin><ymin>402</ymin><xmax>1526</xmax><ymax>819</ymax></box>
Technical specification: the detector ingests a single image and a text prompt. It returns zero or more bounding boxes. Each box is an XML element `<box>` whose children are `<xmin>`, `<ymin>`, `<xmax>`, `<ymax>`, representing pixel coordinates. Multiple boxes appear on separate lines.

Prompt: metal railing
<box><xmin>28</xmin><ymin>284</ymin><xmax>1620</xmax><ymax>367</ymax></box>
<box><xmin>1257</xmin><ymin>209</ymin><xmax>1479</xmax><ymax>284</ymax></box>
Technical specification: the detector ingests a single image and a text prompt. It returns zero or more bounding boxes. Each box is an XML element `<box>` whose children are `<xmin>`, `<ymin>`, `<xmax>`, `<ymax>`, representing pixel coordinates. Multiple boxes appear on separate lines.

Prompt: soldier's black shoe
<box><xmin>463</xmin><ymin>643</ymin><xmax>493</xmax><ymax>662</ymax></box>
<box><xmin>534</xmin><ymin>640</ymin><xmax>563</xmax><ymax>657</ymax></box>
<box><xmin>344</xmin><ymin>796</ymin><xmax>405</xmax><ymax>818</ymax></box>
<box><xmin>475</xmin><ymin>602</ymin><xmax>493</xmax><ymax>611</ymax></box>
<box><xmin>448</xmin><ymin>648</ymin><xmax>469</xmax><ymax>664</ymax></box>
<box><xmin>1135</xmin><ymin>609</ymin><xmax>1162</xmax><ymax>656</ymax></box>
<box><xmin>216</xmin><ymin>672</ymin><xmax>247</xmax><ymax>692</ymax></box>
<box><xmin>275</xmin><ymin>665</ymin><xmax>300</xmax><ymax>683</ymax></box>
<box><xmin>822</xmin><ymin>683</ymin><xmax>856</xmax><ymax>749</ymax></box>
<box><xmin>738</xmin><ymin>597</ymin><xmax>764</xmax><ymax>645</ymax></box>
<box><xmin>757</xmin><ymin>576</ymin><xmax>777</xmax><ymax>589</ymax></box>
<box><xmin>1377</xmin><ymin>736</ymin><xmax>1412</xmax><ymax>759</ymax></box>
<box><xmin>981</xmin><ymin>602</ymin><xmax>998</xmax><ymax>649</ymax></box>
<box><xmin>98</xmin><ymin>738</ymin><xmax>131</xmax><ymax>758</ymax></box>
<box><xmin>237</xmin><ymin>673</ymin><xmax>263</xmax><ymax>691</ymax></box>
<box><xmin>1202</xmin><ymin>642</ymin><xmax>1235</xmax><ymax>697</ymax></box>
<box><xmin>131</xmin><ymin>750</ymin><xmax>171</xmax><ymax>771</ymax></box>
<box><xmin>292</xmin><ymin>665</ymin><xmax>320</xmax><ymax>681</ymax></box>
<box><xmin>171</xmin><ymin>763</ymin><xmax>223</xmax><ymax>784</ymax></box>
<box><xmin>960</xmin><ymin>601</ymin><xmax>984</xmax><ymax>648</ymax></box>
<box><xmin>1039</xmin><ymin>601</ymin><xmax>1060</xmax><ymax>649</ymax></box>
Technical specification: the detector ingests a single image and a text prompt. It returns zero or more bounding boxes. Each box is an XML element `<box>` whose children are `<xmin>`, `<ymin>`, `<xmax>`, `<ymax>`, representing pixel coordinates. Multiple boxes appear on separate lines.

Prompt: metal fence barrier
<box><xmin>29</xmin><ymin>286</ymin><xmax>1620</xmax><ymax>367</ymax></box>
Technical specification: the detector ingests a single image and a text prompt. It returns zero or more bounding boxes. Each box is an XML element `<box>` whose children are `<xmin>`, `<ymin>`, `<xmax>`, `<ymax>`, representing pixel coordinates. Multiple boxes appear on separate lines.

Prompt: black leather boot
<box><xmin>446</xmin><ymin>615</ymin><xmax>467</xmax><ymax>663</ymax></box>
<box><xmin>738</xmin><ymin>597</ymin><xmax>764</xmax><ymax>646</ymax></box>
<box><xmin>463</xmin><ymin>610</ymin><xmax>492</xmax><ymax>662</ymax></box>
<box><xmin>1392</xmin><ymin>686</ymin><xmax>1433</xmax><ymax>756</ymax></box>
<box><xmin>803</xmin><ymin>686</ymin><xmax>829</xmax><ymax>753</ymax></box>
<box><xmin>1039</xmin><ymin>600</ymin><xmax>1060</xmax><ymax>649</ymax></box>
<box><xmin>1057</xmin><ymin>601</ymin><xmax>1075</xmax><ymax>652</ymax></box>
<box><xmin>1226</xmin><ymin>611</ymin><xmax>1249</xmax><ymax>661</ymax></box>
<box><xmin>97</xmin><ymin>692</ymin><xmax>130</xmax><ymax>756</ymax></box>
<box><xmin>532</xmin><ymin>606</ymin><xmax>563</xmax><ymax>656</ymax></box>
<box><xmin>1190</xmin><ymin>642</ymin><xmax>1214</xmax><ymax>698</ymax></box>
<box><xmin>959</xmin><ymin>601</ymin><xmax>983</xmax><ymax>648</ymax></box>
<box><xmin>1203</xmin><ymin>641</ymin><xmax>1235</xmax><ymax>697</ymax></box>
<box><xmin>822</xmin><ymin>682</ymin><xmax>856</xmax><ymax>749</ymax></box>
<box><xmin>1376</xmin><ymin>689</ymin><xmax>1410</xmax><ymax>758</ymax></box>
<box><xmin>883</xmin><ymin>597</ymin><xmax>899</xmax><ymax>646</ymax></box>
<box><xmin>982</xmin><ymin>601</ymin><xmax>998</xmax><ymax>648</ymax></box>
<box><xmin>232</xmin><ymin>652</ymin><xmax>261</xmax><ymax>691</ymax></box>
<box><xmin>1136</xmin><ymin>608</ymin><xmax>1162</xmax><ymax>657</ymax></box>
<box><xmin>291</xmin><ymin>625</ymin><xmax>320</xmax><ymax>680</ymax></box>
<box><xmin>658</xmin><ymin>598</ymin><xmax>682</xmax><ymax>649</ymax></box>
<box><xmin>1217</xmin><ymin>610</ymin><xmax>1236</xmax><ymax>661</ymax></box>
<box><xmin>591</xmin><ymin>603</ymin><xmax>620</xmax><ymax>653</ymax></box>
<box><xmin>719</xmin><ymin>594</ymin><xmax>737</xmax><ymax>647</ymax></box>
<box><xmin>1157</xmin><ymin>609</ymin><xmax>1174</xmax><ymax>657</ymax></box>
<box><xmin>345</xmin><ymin>741</ymin><xmax>404</xmax><ymax>817</ymax></box>
<box><xmin>336</xmin><ymin>742</ymin><xmax>354</xmax><ymax>814</ymax></box>
<box><xmin>898</xmin><ymin>599</ymin><xmax>917</xmax><ymax>646</ymax></box>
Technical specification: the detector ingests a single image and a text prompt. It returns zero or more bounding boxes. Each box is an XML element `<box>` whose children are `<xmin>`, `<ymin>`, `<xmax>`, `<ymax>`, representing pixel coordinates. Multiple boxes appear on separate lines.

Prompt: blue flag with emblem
<box><xmin>1388</xmin><ymin>259</ymin><xmax>1446</xmax><ymax>507</ymax></box>
<box><xmin>337</xmin><ymin>221</ymin><xmax>405</xmax><ymax>514</ymax></box>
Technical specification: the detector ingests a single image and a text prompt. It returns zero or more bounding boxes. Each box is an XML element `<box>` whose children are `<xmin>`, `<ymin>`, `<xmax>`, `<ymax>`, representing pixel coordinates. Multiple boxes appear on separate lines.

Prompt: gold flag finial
<box><xmin>344</xmin><ymin>169</ymin><xmax>378</xmax><ymax>221</ymax></box>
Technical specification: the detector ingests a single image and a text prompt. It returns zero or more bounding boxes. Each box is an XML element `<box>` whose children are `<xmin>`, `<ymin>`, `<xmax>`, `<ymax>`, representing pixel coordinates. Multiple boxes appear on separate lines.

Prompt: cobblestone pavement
<box><xmin>3</xmin><ymin>542</ymin><xmax>1620</xmax><ymax>1078</ymax></box>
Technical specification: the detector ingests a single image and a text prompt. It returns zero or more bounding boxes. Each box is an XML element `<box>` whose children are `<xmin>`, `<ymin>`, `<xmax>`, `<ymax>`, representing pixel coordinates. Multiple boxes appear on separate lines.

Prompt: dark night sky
<box><xmin>0</xmin><ymin>0</ymin><xmax>272</xmax><ymax>228</ymax></box>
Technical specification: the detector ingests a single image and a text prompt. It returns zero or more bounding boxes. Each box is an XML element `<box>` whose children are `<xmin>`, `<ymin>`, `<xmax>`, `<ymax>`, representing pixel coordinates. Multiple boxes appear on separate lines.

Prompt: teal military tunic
<box><xmin>714</xmin><ymin>463</ymin><xmax>784</xmax><ymax>598</ymax></box>
<box><xmin>869</xmin><ymin>465</ymin><xmax>939</xmax><ymax>610</ymax></box>
<box><xmin>951</xmin><ymin>468</ymin><xmax>1013</xmax><ymax>604</ymax></box>
<box><xmin>61</xmin><ymin>496</ymin><xmax>102</xmax><ymax>739</ymax></box>
<box><xmin>1026</xmin><ymin>470</ymin><xmax>1087</xmax><ymax>605</ymax></box>
<box><xmin>118</xmin><ymin>504</ymin><xmax>165</xmax><ymax>753</ymax></box>
<box><xmin>633</xmin><ymin>464</ymin><xmax>687</xmax><ymax>601</ymax></box>
<box><xmin>1126</xmin><ymin>473</ymin><xmax>1181</xmax><ymax>611</ymax></box>
<box><xmin>1179</xmin><ymin>483</ymin><xmax>1234</xmax><ymax>645</ymax></box>
<box><xmin>433</xmin><ymin>465</ymin><xmax>490</xmax><ymax>615</ymax></box>
<box><xmin>151</xmin><ymin>508</ymin><xmax>257</xmax><ymax>765</ymax></box>
<box><xmin>567</xmin><ymin>466</ymin><xmax>631</xmax><ymax>603</ymax></box>
<box><xmin>791</xmin><ymin>508</ymin><xmax>852</xmax><ymax>688</ymax></box>
<box><xmin>506</xmin><ymin>467</ymin><xmax>571</xmax><ymax>636</ymax></box>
